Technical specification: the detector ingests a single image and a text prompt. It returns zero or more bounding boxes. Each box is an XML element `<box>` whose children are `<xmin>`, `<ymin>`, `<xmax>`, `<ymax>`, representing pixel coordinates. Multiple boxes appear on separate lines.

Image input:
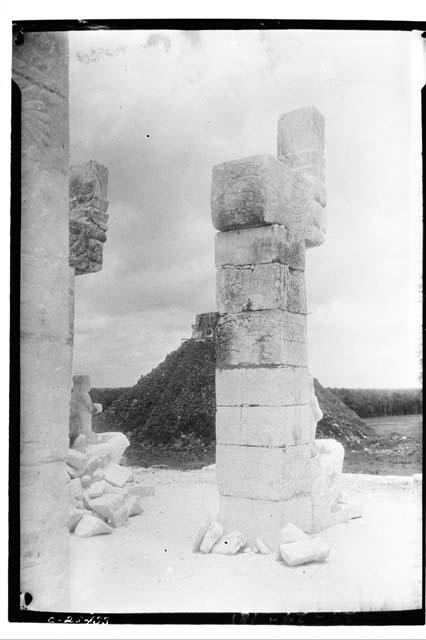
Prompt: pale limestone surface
<box><xmin>215</xmin><ymin>405</ymin><xmax>312</xmax><ymax>448</ymax></box>
<box><xmin>14</xmin><ymin>31</ymin><xmax>71</xmax><ymax>612</ymax></box>
<box><xmin>212</xmin><ymin>531</ymin><xmax>247</xmax><ymax>555</ymax></box>
<box><xmin>215</xmin><ymin>225</ymin><xmax>305</xmax><ymax>269</ymax></box>
<box><xmin>280</xmin><ymin>537</ymin><xmax>330</xmax><ymax>566</ymax></box>
<box><xmin>216</xmin><ymin>367</ymin><xmax>312</xmax><ymax>407</ymax></box>
<box><xmin>216</xmin><ymin>264</ymin><xmax>306</xmax><ymax>314</ymax></box>
<box><xmin>216</xmin><ymin>310</ymin><xmax>307</xmax><ymax>368</ymax></box>
<box><xmin>216</xmin><ymin>443</ymin><xmax>312</xmax><ymax>501</ymax></box>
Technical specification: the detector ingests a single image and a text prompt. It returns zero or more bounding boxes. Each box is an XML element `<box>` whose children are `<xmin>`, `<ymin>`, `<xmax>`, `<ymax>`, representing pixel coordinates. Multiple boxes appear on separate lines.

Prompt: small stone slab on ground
<box><xmin>212</xmin><ymin>531</ymin><xmax>247</xmax><ymax>555</ymax></box>
<box><xmin>280</xmin><ymin>538</ymin><xmax>330</xmax><ymax>566</ymax></box>
<box><xmin>89</xmin><ymin>493</ymin><xmax>129</xmax><ymax>527</ymax></box>
<box><xmin>74</xmin><ymin>514</ymin><xmax>113</xmax><ymax>538</ymax></box>
<box><xmin>280</xmin><ymin>523</ymin><xmax>309</xmax><ymax>544</ymax></box>
<box><xmin>200</xmin><ymin>522</ymin><xmax>224</xmax><ymax>554</ymax></box>
<box><xmin>255</xmin><ymin>537</ymin><xmax>270</xmax><ymax>554</ymax></box>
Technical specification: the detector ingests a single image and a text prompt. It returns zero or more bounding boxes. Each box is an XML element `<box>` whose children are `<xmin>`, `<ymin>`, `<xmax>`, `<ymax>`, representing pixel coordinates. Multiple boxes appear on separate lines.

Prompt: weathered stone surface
<box><xmin>216</xmin><ymin>310</ymin><xmax>307</xmax><ymax>368</ymax></box>
<box><xmin>277</xmin><ymin>106</ymin><xmax>324</xmax><ymax>168</ymax></box>
<box><xmin>69</xmin><ymin>161</ymin><xmax>109</xmax><ymax>276</ymax></box>
<box><xmin>67</xmin><ymin>507</ymin><xmax>88</xmax><ymax>532</ymax></box>
<box><xmin>212</xmin><ymin>531</ymin><xmax>247</xmax><ymax>555</ymax></box>
<box><xmin>219</xmin><ymin>494</ymin><xmax>312</xmax><ymax>550</ymax></box>
<box><xmin>126</xmin><ymin>484</ymin><xmax>155</xmax><ymax>498</ymax></box>
<box><xmin>255</xmin><ymin>537</ymin><xmax>271</xmax><ymax>554</ymax></box>
<box><xmin>215</xmin><ymin>225</ymin><xmax>305</xmax><ymax>269</ymax></box>
<box><xmin>65</xmin><ymin>449</ymin><xmax>88</xmax><ymax>471</ymax></box>
<box><xmin>216</xmin><ymin>405</ymin><xmax>312</xmax><ymax>448</ymax></box>
<box><xmin>104</xmin><ymin>463</ymin><xmax>133</xmax><ymax>487</ymax></box>
<box><xmin>125</xmin><ymin>495</ymin><xmax>144</xmax><ymax>517</ymax></box>
<box><xmin>216</xmin><ymin>444</ymin><xmax>312</xmax><ymax>501</ymax></box>
<box><xmin>89</xmin><ymin>494</ymin><xmax>129</xmax><ymax>528</ymax></box>
<box><xmin>216</xmin><ymin>367</ymin><xmax>312</xmax><ymax>407</ymax></box>
<box><xmin>68</xmin><ymin>478</ymin><xmax>83</xmax><ymax>508</ymax></box>
<box><xmin>280</xmin><ymin>537</ymin><xmax>330</xmax><ymax>566</ymax></box>
<box><xmin>80</xmin><ymin>475</ymin><xmax>91</xmax><ymax>488</ymax></box>
<box><xmin>87</xmin><ymin>432</ymin><xmax>130</xmax><ymax>465</ymax></box>
<box><xmin>216</xmin><ymin>264</ymin><xmax>306</xmax><ymax>314</ymax></box>
<box><xmin>87</xmin><ymin>480</ymin><xmax>105</xmax><ymax>499</ymax></box>
<box><xmin>211</xmin><ymin>154</ymin><xmax>326</xmax><ymax>241</ymax></box>
<box><xmin>84</xmin><ymin>454</ymin><xmax>110</xmax><ymax>476</ymax></box>
<box><xmin>200</xmin><ymin>522</ymin><xmax>224</xmax><ymax>554</ymax></box>
<box><xmin>74</xmin><ymin>514</ymin><xmax>113</xmax><ymax>538</ymax></box>
<box><xmin>193</xmin><ymin>520</ymin><xmax>211</xmax><ymax>553</ymax></box>
<box><xmin>280</xmin><ymin>523</ymin><xmax>309</xmax><ymax>544</ymax></box>
<box><xmin>191</xmin><ymin>312</ymin><xmax>220</xmax><ymax>341</ymax></box>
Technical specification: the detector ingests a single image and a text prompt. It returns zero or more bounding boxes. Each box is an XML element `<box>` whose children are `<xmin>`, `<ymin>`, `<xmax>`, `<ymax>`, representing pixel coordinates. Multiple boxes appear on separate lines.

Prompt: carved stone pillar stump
<box><xmin>212</xmin><ymin>106</ymin><xmax>330</xmax><ymax>550</ymax></box>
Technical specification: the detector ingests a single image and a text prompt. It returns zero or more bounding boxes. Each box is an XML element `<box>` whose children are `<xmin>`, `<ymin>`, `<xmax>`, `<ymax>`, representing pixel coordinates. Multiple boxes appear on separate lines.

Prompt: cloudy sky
<box><xmin>69</xmin><ymin>28</ymin><xmax>423</xmax><ymax>389</ymax></box>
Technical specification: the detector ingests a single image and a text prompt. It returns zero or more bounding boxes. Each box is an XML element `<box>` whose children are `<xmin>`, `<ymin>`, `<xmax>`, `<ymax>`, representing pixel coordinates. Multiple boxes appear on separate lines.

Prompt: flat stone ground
<box><xmin>70</xmin><ymin>469</ymin><xmax>422</xmax><ymax>613</ymax></box>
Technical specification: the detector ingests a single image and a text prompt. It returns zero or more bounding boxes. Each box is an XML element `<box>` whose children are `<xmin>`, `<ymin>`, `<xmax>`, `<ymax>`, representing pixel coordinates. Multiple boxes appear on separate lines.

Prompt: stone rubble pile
<box><xmin>66</xmin><ymin>431</ymin><xmax>154</xmax><ymax>538</ymax></box>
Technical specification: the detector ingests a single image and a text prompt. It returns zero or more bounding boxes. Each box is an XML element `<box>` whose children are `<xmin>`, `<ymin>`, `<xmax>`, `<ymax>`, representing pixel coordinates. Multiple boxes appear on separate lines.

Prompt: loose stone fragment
<box><xmin>125</xmin><ymin>495</ymin><xmax>143</xmax><ymax>517</ymax></box>
<box><xmin>104</xmin><ymin>463</ymin><xmax>133</xmax><ymax>487</ymax></box>
<box><xmin>89</xmin><ymin>493</ymin><xmax>129</xmax><ymax>528</ymax></box>
<box><xmin>93</xmin><ymin>467</ymin><xmax>105</xmax><ymax>480</ymax></box>
<box><xmin>255</xmin><ymin>537</ymin><xmax>270</xmax><ymax>554</ymax></box>
<box><xmin>280</xmin><ymin>538</ymin><xmax>330</xmax><ymax>566</ymax></box>
<box><xmin>126</xmin><ymin>484</ymin><xmax>155</xmax><ymax>498</ymax></box>
<box><xmin>280</xmin><ymin>523</ymin><xmax>309</xmax><ymax>544</ymax></box>
<box><xmin>73</xmin><ymin>434</ymin><xmax>88</xmax><ymax>452</ymax></box>
<box><xmin>193</xmin><ymin>520</ymin><xmax>211</xmax><ymax>553</ymax></box>
<box><xmin>200</xmin><ymin>522</ymin><xmax>224</xmax><ymax>554</ymax></box>
<box><xmin>84</xmin><ymin>455</ymin><xmax>110</xmax><ymax>476</ymax></box>
<box><xmin>87</xmin><ymin>480</ymin><xmax>105</xmax><ymax>499</ymax></box>
<box><xmin>74</xmin><ymin>514</ymin><xmax>113</xmax><ymax>538</ymax></box>
<box><xmin>67</xmin><ymin>507</ymin><xmax>87</xmax><ymax>532</ymax></box>
<box><xmin>65</xmin><ymin>448</ymin><xmax>88</xmax><ymax>470</ymax></box>
<box><xmin>80</xmin><ymin>475</ymin><xmax>91</xmax><ymax>488</ymax></box>
<box><xmin>212</xmin><ymin>531</ymin><xmax>247</xmax><ymax>555</ymax></box>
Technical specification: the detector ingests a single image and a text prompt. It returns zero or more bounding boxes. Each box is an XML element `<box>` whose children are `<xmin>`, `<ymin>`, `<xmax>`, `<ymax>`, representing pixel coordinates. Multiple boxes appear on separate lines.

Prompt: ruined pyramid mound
<box><xmin>94</xmin><ymin>338</ymin><xmax>370</xmax><ymax>447</ymax></box>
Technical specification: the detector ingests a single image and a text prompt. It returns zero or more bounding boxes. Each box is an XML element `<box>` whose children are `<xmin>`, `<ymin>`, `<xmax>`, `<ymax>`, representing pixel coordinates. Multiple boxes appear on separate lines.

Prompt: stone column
<box><xmin>14</xmin><ymin>32</ymin><xmax>71</xmax><ymax>610</ymax></box>
<box><xmin>212</xmin><ymin>107</ymin><xmax>326</xmax><ymax>550</ymax></box>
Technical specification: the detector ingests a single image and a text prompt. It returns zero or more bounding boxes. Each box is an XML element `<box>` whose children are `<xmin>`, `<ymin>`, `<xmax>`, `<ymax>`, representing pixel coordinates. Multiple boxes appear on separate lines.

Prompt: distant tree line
<box><xmin>329</xmin><ymin>388</ymin><xmax>422</xmax><ymax>418</ymax></box>
<box><xmin>90</xmin><ymin>387</ymin><xmax>131</xmax><ymax>410</ymax></box>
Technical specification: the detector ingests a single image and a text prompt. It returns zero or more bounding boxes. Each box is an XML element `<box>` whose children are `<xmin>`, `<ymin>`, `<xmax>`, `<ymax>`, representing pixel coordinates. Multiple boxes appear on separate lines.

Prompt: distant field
<box><xmin>329</xmin><ymin>388</ymin><xmax>422</xmax><ymax>419</ymax></box>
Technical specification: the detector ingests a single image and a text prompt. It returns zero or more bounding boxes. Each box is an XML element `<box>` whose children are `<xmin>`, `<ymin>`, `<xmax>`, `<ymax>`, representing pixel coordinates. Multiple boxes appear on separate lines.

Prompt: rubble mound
<box><xmin>94</xmin><ymin>339</ymin><xmax>371</xmax><ymax>448</ymax></box>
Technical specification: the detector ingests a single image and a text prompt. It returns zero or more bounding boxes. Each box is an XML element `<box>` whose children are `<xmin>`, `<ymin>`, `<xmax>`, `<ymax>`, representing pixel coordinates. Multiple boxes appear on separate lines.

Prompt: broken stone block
<box><xmin>280</xmin><ymin>537</ymin><xmax>329</xmax><ymax>566</ymax></box>
<box><xmin>216</xmin><ymin>405</ymin><xmax>312</xmax><ymax>448</ymax></box>
<box><xmin>200</xmin><ymin>522</ymin><xmax>224</xmax><ymax>554</ymax></box>
<box><xmin>103</xmin><ymin>482</ymin><xmax>123</xmax><ymax>495</ymax></box>
<box><xmin>212</xmin><ymin>531</ymin><xmax>247</xmax><ymax>555</ymax></box>
<box><xmin>74</xmin><ymin>514</ymin><xmax>113</xmax><ymax>538</ymax></box>
<box><xmin>80</xmin><ymin>475</ymin><xmax>91</xmax><ymax>488</ymax></box>
<box><xmin>255</xmin><ymin>537</ymin><xmax>271</xmax><ymax>554</ymax></box>
<box><xmin>65</xmin><ymin>448</ymin><xmax>88</xmax><ymax>471</ymax></box>
<box><xmin>125</xmin><ymin>495</ymin><xmax>144</xmax><ymax>517</ymax></box>
<box><xmin>193</xmin><ymin>520</ymin><xmax>211</xmax><ymax>553</ymax></box>
<box><xmin>104</xmin><ymin>463</ymin><xmax>133</xmax><ymax>487</ymax></box>
<box><xmin>89</xmin><ymin>493</ymin><xmax>128</xmax><ymax>528</ymax></box>
<box><xmin>211</xmin><ymin>154</ymin><xmax>325</xmax><ymax>240</ymax></box>
<box><xmin>84</xmin><ymin>454</ymin><xmax>111</xmax><ymax>476</ymax></box>
<box><xmin>68</xmin><ymin>478</ymin><xmax>83</xmax><ymax>508</ymax></box>
<box><xmin>215</xmin><ymin>225</ymin><xmax>305</xmax><ymax>270</ymax></box>
<box><xmin>67</xmin><ymin>507</ymin><xmax>87</xmax><ymax>532</ymax></box>
<box><xmin>87</xmin><ymin>432</ymin><xmax>129</xmax><ymax>464</ymax></box>
<box><xmin>216</xmin><ymin>366</ymin><xmax>312</xmax><ymax>407</ymax></box>
<box><xmin>216</xmin><ymin>310</ymin><xmax>307</xmax><ymax>368</ymax></box>
<box><xmin>93</xmin><ymin>467</ymin><xmax>105</xmax><ymax>480</ymax></box>
<box><xmin>219</xmin><ymin>494</ymin><xmax>311</xmax><ymax>550</ymax></box>
<box><xmin>280</xmin><ymin>523</ymin><xmax>309</xmax><ymax>544</ymax></box>
<box><xmin>216</xmin><ymin>443</ymin><xmax>311</xmax><ymax>501</ymax></box>
<box><xmin>87</xmin><ymin>480</ymin><xmax>105</xmax><ymax>499</ymax></box>
<box><xmin>126</xmin><ymin>484</ymin><xmax>155</xmax><ymax>498</ymax></box>
<box><xmin>72</xmin><ymin>434</ymin><xmax>87</xmax><ymax>452</ymax></box>
<box><xmin>216</xmin><ymin>263</ymin><xmax>306</xmax><ymax>315</ymax></box>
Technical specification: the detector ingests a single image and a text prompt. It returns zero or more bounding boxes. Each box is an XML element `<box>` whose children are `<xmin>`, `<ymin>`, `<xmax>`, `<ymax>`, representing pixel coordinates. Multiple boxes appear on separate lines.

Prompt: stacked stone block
<box><xmin>212</xmin><ymin>106</ymin><xmax>327</xmax><ymax>550</ymax></box>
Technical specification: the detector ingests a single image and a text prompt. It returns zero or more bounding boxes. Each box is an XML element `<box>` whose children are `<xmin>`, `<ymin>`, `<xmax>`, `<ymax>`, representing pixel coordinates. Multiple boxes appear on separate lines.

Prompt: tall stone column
<box><xmin>13</xmin><ymin>32</ymin><xmax>71</xmax><ymax>610</ymax></box>
<box><xmin>212</xmin><ymin>107</ymin><xmax>327</xmax><ymax>550</ymax></box>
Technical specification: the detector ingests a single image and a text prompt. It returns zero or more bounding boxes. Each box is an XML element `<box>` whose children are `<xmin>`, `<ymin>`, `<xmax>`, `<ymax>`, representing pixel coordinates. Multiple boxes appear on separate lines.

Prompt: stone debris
<box><xmin>81</xmin><ymin>475</ymin><xmax>91</xmax><ymax>488</ymax></box>
<box><xmin>199</xmin><ymin>522</ymin><xmax>224</xmax><ymax>554</ymax></box>
<box><xmin>104</xmin><ymin>463</ymin><xmax>133</xmax><ymax>487</ymax></box>
<box><xmin>126</xmin><ymin>495</ymin><xmax>144</xmax><ymax>517</ymax></box>
<box><xmin>65</xmin><ymin>448</ymin><xmax>88</xmax><ymax>471</ymax></box>
<box><xmin>212</xmin><ymin>531</ymin><xmax>247</xmax><ymax>555</ymax></box>
<box><xmin>89</xmin><ymin>493</ymin><xmax>129</xmax><ymax>528</ymax></box>
<box><xmin>280</xmin><ymin>537</ymin><xmax>330</xmax><ymax>566</ymax></box>
<box><xmin>254</xmin><ymin>537</ymin><xmax>270</xmax><ymax>554</ymax></box>
<box><xmin>87</xmin><ymin>480</ymin><xmax>105</xmax><ymax>499</ymax></box>
<box><xmin>193</xmin><ymin>521</ymin><xmax>211</xmax><ymax>553</ymax></box>
<box><xmin>68</xmin><ymin>507</ymin><xmax>87</xmax><ymax>532</ymax></box>
<box><xmin>74</xmin><ymin>514</ymin><xmax>113</xmax><ymax>538</ymax></box>
<box><xmin>280</xmin><ymin>523</ymin><xmax>309</xmax><ymax>544</ymax></box>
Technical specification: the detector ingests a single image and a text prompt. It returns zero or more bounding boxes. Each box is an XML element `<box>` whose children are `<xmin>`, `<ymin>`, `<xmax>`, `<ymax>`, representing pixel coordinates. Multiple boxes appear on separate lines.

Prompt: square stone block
<box><xmin>216</xmin><ymin>264</ymin><xmax>306</xmax><ymax>314</ymax></box>
<box><xmin>216</xmin><ymin>366</ymin><xmax>312</xmax><ymax>407</ymax></box>
<box><xmin>216</xmin><ymin>404</ymin><xmax>312</xmax><ymax>448</ymax></box>
<box><xmin>216</xmin><ymin>443</ymin><xmax>312</xmax><ymax>501</ymax></box>
<box><xmin>215</xmin><ymin>225</ymin><xmax>305</xmax><ymax>270</ymax></box>
<box><xmin>219</xmin><ymin>494</ymin><xmax>312</xmax><ymax>550</ymax></box>
<box><xmin>216</xmin><ymin>310</ymin><xmax>307</xmax><ymax>368</ymax></box>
